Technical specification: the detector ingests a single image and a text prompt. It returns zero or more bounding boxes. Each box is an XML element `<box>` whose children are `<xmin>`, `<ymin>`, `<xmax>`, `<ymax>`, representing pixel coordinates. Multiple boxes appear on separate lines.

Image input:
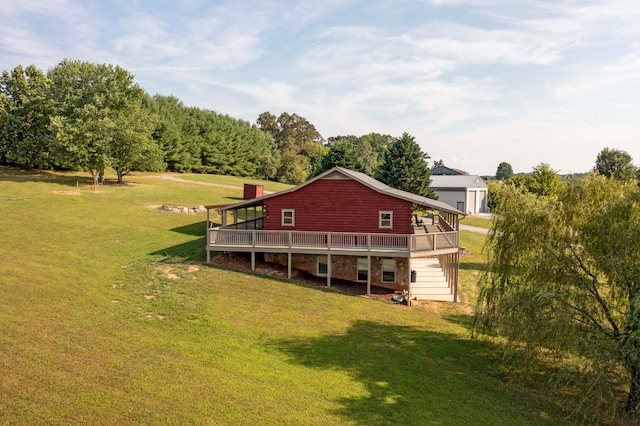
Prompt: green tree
<box><xmin>376</xmin><ymin>133</ymin><xmax>436</xmax><ymax>198</ymax></box>
<box><xmin>110</xmin><ymin>98</ymin><xmax>163</xmax><ymax>183</ymax></box>
<box><xmin>594</xmin><ymin>147</ymin><xmax>638</xmax><ymax>181</ymax></box>
<box><xmin>48</xmin><ymin>59</ymin><xmax>151</xmax><ymax>185</ymax></box>
<box><xmin>0</xmin><ymin>65</ymin><xmax>55</xmax><ymax>168</ymax></box>
<box><xmin>147</xmin><ymin>95</ymin><xmax>192</xmax><ymax>172</ymax></box>
<box><xmin>528</xmin><ymin>163</ymin><xmax>562</xmax><ymax>197</ymax></box>
<box><xmin>506</xmin><ymin>163</ymin><xmax>562</xmax><ymax>197</ymax></box>
<box><xmin>315</xmin><ymin>140</ymin><xmax>365</xmax><ymax>175</ymax></box>
<box><xmin>431</xmin><ymin>159</ymin><xmax>445</xmax><ymax>169</ymax></box>
<box><xmin>327</xmin><ymin>133</ymin><xmax>392</xmax><ymax>176</ymax></box>
<box><xmin>486</xmin><ymin>180</ymin><xmax>503</xmax><ymax>212</ymax></box>
<box><xmin>257</xmin><ymin>111</ymin><xmax>324</xmax><ymax>184</ymax></box>
<box><xmin>475</xmin><ymin>174</ymin><xmax>640</xmax><ymax>419</ymax></box>
<box><xmin>495</xmin><ymin>161</ymin><xmax>513</xmax><ymax>181</ymax></box>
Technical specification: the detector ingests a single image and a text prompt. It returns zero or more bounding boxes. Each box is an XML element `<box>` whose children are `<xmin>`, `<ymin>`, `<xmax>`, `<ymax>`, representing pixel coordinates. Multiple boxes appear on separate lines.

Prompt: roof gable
<box><xmin>431</xmin><ymin>165</ymin><xmax>469</xmax><ymax>176</ymax></box>
<box><xmin>430</xmin><ymin>175</ymin><xmax>488</xmax><ymax>189</ymax></box>
<box><xmin>215</xmin><ymin>167</ymin><xmax>466</xmax><ymax>215</ymax></box>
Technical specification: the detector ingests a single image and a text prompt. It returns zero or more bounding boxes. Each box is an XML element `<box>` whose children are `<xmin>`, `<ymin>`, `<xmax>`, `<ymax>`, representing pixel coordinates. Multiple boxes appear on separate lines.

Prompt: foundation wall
<box><xmin>264</xmin><ymin>253</ymin><xmax>409</xmax><ymax>291</ymax></box>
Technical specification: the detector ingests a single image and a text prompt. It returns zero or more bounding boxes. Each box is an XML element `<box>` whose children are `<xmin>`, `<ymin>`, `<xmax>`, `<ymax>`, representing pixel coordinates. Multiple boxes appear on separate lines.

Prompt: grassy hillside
<box><xmin>0</xmin><ymin>167</ymin><xmax>568</xmax><ymax>424</ymax></box>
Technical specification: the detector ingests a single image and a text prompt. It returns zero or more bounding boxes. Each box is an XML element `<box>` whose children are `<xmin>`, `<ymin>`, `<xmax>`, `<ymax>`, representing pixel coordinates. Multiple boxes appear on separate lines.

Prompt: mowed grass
<box><xmin>460</xmin><ymin>216</ymin><xmax>493</xmax><ymax>229</ymax></box>
<box><xmin>0</xmin><ymin>167</ymin><xmax>568</xmax><ymax>425</ymax></box>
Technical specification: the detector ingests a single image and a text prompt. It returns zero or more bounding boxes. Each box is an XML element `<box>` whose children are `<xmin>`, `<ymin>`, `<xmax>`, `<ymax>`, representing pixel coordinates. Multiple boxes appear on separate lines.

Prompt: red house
<box><xmin>206</xmin><ymin>167</ymin><xmax>465</xmax><ymax>303</ymax></box>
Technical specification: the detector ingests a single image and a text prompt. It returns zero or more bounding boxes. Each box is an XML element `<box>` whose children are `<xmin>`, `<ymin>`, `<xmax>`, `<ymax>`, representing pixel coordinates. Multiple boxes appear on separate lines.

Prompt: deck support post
<box><xmin>327</xmin><ymin>254</ymin><xmax>332</xmax><ymax>287</ymax></box>
<box><xmin>287</xmin><ymin>252</ymin><xmax>292</xmax><ymax>279</ymax></box>
<box><xmin>408</xmin><ymin>258</ymin><xmax>412</xmax><ymax>306</ymax></box>
<box><xmin>366</xmin><ymin>255</ymin><xmax>371</xmax><ymax>296</ymax></box>
<box><xmin>453</xmin><ymin>251</ymin><xmax>459</xmax><ymax>303</ymax></box>
<box><xmin>207</xmin><ymin>249</ymin><xmax>210</xmax><ymax>263</ymax></box>
<box><xmin>251</xmin><ymin>252</ymin><xmax>255</xmax><ymax>271</ymax></box>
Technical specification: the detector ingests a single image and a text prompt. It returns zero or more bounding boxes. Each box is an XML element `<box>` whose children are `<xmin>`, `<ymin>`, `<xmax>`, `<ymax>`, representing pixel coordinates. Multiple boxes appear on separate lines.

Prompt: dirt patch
<box><xmin>50</xmin><ymin>190</ymin><xmax>82</xmax><ymax>195</ymax></box>
<box><xmin>157</xmin><ymin>266</ymin><xmax>179</xmax><ymax>280</ymax></box>
<box><xmin>148</xmin><ymin>205</ymin><xmax>206</xmax><ymax>214</ymax></box>
<box><xmin>210</xmin><ymin>253</ymin><xmax>407</xmax><ymax>305</ymax></box>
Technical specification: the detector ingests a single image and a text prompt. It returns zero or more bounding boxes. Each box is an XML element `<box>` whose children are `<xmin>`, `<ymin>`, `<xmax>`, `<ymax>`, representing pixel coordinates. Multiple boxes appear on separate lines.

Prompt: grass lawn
<box><xmin>460</xmin><ymin>216</ymin><xmax>493</xmax><ymax>229</ymax></box>
<box><xmin>0</xmin><ymin>167</ymin><xmax>570</xmax><ymax>424</ymax></box>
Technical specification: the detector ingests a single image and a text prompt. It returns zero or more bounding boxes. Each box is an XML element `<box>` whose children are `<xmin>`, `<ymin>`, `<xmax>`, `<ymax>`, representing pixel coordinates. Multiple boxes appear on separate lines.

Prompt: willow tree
<box><xmin>475</xmin><ymin>174</ymin><xmax>640</xmax><ymax>419</ymax></box>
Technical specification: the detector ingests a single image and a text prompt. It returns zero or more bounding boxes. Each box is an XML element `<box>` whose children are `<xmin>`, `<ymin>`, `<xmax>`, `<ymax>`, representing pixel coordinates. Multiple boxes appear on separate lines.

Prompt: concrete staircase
<box><xmin>410</xmin><ymin>258</ymin><xmax>456</xmax><ymax>302</ymax></box>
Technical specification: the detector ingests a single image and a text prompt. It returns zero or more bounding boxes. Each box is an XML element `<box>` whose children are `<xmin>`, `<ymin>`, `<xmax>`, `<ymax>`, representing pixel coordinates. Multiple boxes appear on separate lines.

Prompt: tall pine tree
<box><xmin>376</xmin><ymin>132</ymin><xmax>435</xmax><ymax>199</ymax></box>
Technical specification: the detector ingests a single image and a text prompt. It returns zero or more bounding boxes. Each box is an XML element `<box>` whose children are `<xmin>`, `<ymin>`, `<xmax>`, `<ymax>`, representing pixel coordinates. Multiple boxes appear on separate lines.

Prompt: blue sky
<box><xmin>1</xmin><ymin>0</ymin><xmax>639</xmax><ymax>175</ymax></box>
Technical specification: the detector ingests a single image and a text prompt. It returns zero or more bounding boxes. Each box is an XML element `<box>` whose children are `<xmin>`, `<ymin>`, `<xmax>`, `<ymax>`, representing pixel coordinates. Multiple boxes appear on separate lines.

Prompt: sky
<box><xmin>1</xmin><ymin>0</ymin><xmax>639</xmax><ymax>176</ymax></box>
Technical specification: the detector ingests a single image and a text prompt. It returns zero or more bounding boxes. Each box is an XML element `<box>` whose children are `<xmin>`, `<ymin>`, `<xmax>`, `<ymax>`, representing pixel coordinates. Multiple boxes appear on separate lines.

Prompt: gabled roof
<box><xmin>430</xmin><ymin>175</ymin><xmax>488</xmax><ymax>190</ymax></box>
<box><xmin>431</xmin><ymin>165</ymin><xmax>469</xmax><ymax>176</ymax></box>
<box><xmin>214</xmin><ymin>167</ymin><xmax>465</xmax><ymax>216</ymax></box>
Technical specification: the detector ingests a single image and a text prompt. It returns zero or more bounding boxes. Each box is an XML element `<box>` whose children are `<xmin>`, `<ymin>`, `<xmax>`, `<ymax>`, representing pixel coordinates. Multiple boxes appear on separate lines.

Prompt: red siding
<box><xmin>243</xmin><ymin>184</ymin><xmax>264</xmax><ymax>200</ymax></box>
<box><xmin>264</xmin><ymin>178</ymin><xmax>413</xmax><ymax>234</ymax></box>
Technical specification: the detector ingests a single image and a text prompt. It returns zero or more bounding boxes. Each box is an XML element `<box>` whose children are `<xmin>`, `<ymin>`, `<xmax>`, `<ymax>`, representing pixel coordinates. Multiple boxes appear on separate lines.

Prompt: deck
<box><xmin>206</xmin><ymin>228</ymin><xmax>459</xmax><ymax>257</ymax></box>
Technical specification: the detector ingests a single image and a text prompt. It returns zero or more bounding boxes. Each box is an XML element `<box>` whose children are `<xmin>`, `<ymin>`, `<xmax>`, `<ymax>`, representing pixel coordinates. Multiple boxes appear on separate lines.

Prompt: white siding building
<box><xmin>429</xmin><ymin>175</ymin><xmax>489</xmax><ymax>215</ymax></box>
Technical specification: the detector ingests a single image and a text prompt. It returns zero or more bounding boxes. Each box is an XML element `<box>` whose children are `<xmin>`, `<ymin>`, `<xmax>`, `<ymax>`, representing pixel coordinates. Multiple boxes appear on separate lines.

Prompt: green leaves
<box><xmin>256</xmin><ymin>111</ymin><xmax>324</xmax><ymax>184</ymax></box>
<box><xmin>495</xmin><ymin>161</ymin><xmax>513</xmax><ymax>181</ymax></box>
<box><xmin>0</xmin><ymin>65</ymin><xmax>55</xmax><ymax>169</ymax></box>
<box><xmin>594</xmin><ymin>147</ymin><xmax>638</xmax><ymax>182</ymax></box>
<box><xmin>376</xmin><ymin>132</ymin><xmax>436</xmax><ymax>199</ymax></box>
<box><xmin>47</xmin><ymin>59</ymin><xmax>149</xmax><ymax>184</ymax></box>
<box><xmin>476</xmin><ymin>173</ymin><xmax>640</xmax><ymax>418</ymax></box>
<box><xmin>315</xmin><ymin>140</ymin><xmax>365</xmax><ymax>175</ymax></box>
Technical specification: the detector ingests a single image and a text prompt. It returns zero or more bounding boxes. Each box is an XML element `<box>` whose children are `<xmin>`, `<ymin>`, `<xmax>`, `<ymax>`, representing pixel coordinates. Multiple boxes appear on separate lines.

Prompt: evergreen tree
<box><xmin>376</xmin><ymin>132</ymin><xmax>436</xmax><ymax>198</ymax></box>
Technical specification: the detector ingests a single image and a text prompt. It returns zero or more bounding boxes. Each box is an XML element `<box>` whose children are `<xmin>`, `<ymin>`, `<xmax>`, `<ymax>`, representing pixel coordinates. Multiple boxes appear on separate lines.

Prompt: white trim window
<box><xmin>382</xmin><ymin>259</ymin><xmax>396</xmax><ymax>283</ymax></box>
<box><xmin>357</xmin><ymin>258</ymin><xmax>368</xmax><ymax>282</ymax></box>
<box><xmin>379</xmin><ymin>211</ymin><xmax>393</xmax><ymax>229</ymax></box>
<box><xmin>317</xmin><ymin>255</ymin><xmax>328</xmax><ymax>276</ymax></box>
<box><xmin>282</xmin><ymin>209</ymin><xmax>295</xmax><ymax>226</ymax></box>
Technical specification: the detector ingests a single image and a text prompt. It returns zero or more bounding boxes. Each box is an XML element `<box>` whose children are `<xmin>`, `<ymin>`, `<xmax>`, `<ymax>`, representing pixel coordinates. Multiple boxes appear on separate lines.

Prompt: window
<box><xmin>382</xmin><ymin>259</ymin><xmax>396</xmax><ymax>283</ymax></box>
<box><xmin>282</xmin><ymin>209</ymin><xmax>295</xmax><ymax>226</ymax></box>
<box><xmin>317</xmin><ymin>256</ymin><xmax>328</xmax><ymax>276</ymax></box>
<box><xmin>379</xmin><ymin>211</ymin><xmax>393</xmax><ymax>229</ymax></box>
<box><xmin>357</xmin><ymin>258</ymin><xmax>368</xmax><ymax>282</ymax></box>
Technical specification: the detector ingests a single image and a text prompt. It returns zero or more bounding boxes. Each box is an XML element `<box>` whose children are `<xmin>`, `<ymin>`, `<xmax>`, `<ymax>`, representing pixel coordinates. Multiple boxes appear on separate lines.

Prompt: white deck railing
<box><xmin>207</xmin><ymin>228</ymin><xmax>458</xmax><ymax>254</ymax></box>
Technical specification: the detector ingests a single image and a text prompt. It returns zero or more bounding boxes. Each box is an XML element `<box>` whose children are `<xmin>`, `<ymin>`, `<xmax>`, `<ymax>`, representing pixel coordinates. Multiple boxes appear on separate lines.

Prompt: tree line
<box><xmin>1</xmin><ymin>60</ymin><xmax>435</xmax><ymax>196</ymax></box>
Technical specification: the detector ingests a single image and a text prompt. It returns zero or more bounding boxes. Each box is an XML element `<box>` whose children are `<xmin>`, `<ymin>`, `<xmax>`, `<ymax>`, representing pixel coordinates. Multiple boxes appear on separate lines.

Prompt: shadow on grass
<box><xmin>149</xmin><ymin>236</ymin><xmax>207</xmax><ymax>261</ymax></box>
<box><xmin>0</xmin><ymin>166</ymin><xmax>93</xmax><ymax>187</ymax></box>
<box><xmin>0</xmin><ymin>166</ymin><xmax>139</xmax><ymax>187</ymax></box>
<box><xmin>268</xmin><ymin>320</ymin><xmax>562</xmax><ymax>425</ymax></box>
<box><xmin>459</xmin><ymin>262</ymin><xmax>489</xmax><ymax>272</ymax></box>
<box><xmin>169</xmin><ymin>221</ymin><xmax>207</xmax><ymax>237</ymax></box>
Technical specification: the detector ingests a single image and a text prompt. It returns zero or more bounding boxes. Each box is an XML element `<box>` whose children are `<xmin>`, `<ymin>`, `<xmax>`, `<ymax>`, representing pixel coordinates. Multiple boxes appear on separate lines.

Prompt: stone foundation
<box><xmin>263</xmin><ymin>253</ymin><xmax>409</xmax><ymax>291</ymax></box>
